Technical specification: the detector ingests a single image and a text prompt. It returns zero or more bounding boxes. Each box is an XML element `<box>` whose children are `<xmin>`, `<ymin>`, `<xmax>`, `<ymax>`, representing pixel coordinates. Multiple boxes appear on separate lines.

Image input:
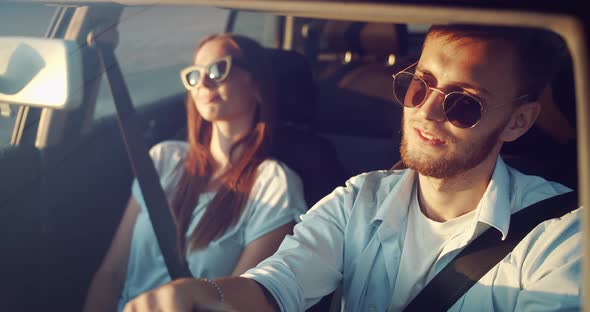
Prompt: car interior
<box><xmin>0</xmin><ymin>1</ymin><xmax>585</xmax><ymax>312</ymax></box>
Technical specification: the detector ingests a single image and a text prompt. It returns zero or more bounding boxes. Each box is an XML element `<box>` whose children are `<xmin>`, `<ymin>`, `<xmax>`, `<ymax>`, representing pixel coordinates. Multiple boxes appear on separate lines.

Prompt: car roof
<box><xmin>13</xmin><ymin>0</ymin><xmax>588</xmax><ymax>17</ymax></box>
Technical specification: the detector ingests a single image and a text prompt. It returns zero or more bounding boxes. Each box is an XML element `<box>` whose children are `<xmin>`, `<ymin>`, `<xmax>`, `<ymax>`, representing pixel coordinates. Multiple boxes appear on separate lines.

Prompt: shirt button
<box><xmin>368</xmin><ymin>304</ymin><xmax>377</xmax><ymax>312</ymax></box>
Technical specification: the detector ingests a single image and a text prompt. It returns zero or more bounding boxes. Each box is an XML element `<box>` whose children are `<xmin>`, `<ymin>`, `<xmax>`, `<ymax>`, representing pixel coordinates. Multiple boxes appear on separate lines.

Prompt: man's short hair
<box><xmin>426</xmin><ymin>24</ymin><xmax>567</xmax><ymax>102</ymax></box>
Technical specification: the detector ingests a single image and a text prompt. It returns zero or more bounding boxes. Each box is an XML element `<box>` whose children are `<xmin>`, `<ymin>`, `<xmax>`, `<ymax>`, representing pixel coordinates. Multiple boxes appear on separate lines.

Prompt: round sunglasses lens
<box><xmin>186</xmin><ymin>71</ymin><xmax>201</xmax><ymax>86</ymax></box>
<box><xmin>444</xmin><ymin>93</ymin><xmax>481</xmax><ymax>128</ymax></box>
<box><xmin>209</xmin><ymin>59</ymin><xmax>229</xmax><ymax>81</ymax></box>
<box><xmin>394</xmin><ymin>73</ymin><xmax>427</xmax><ymax>107</ymax></box>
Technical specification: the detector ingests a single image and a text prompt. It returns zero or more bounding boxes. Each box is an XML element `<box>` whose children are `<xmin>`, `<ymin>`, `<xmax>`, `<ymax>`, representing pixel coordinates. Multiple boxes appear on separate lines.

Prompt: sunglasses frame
<box><xmin>392</xmin><ymin>62</ymin><xmax>529</xmax><ymax>128</ymax></box>
<box><xmin>180</xmin><ymin>55</ymin><xmax>233</xmax><ymax>90</ymax></box>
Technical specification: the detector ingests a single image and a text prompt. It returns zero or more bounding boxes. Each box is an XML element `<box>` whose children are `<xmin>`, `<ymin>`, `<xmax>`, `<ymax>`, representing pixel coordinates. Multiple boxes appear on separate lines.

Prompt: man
<box><xmin>124</xmin><ymin>24</ymin><xmax>580</xmax><ymax>311</ymax></box>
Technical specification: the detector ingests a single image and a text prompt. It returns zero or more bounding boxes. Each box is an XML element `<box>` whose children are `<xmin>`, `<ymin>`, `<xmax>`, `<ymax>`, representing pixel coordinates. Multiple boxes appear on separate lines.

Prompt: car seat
<box><xmin>0</xmin><ymin>145</ymin><xmax>43</xmax><ymax>311</ymax></box>
<box><xmin>311</xmin><ymin>21</ymin><xmax>408</xmax><ymax>175</ymax></box>
<box><xmin>265</xmin><ymin>47</ymin><xmax>350</xmax><ymax>312</ymax></box>
<box><xmin>266</xmin><ymin>48</ymin><xmax>349</xmax><ymax>207</ymax></box>
<box><xmin>500</xmin><ymin>55</ymin><xmax>577</xmax><ymax>188</ymax></box>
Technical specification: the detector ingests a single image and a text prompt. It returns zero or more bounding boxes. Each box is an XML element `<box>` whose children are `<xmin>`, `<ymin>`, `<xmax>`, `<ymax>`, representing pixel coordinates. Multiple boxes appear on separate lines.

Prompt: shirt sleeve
<box><xmin>515</xmin><ymin>208</ymin><xmax>582</xmax><ymax>311</ymax></box>
<box><xmin>242</xmin><ymin>173</ymin><xmax>368</xmax><ymax>312</ymax></box>
<box><xmin>242</xmin><ymin>160</ymin><xmax>308</xmax><ymax>245</ymax></box>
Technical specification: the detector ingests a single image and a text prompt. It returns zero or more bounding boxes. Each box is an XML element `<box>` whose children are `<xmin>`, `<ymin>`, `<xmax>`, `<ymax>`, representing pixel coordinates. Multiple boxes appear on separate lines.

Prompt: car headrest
<box><xmin>267</xmin><ymin>48</ymin><xmax>316</xmax><ymax>127</ymax></box>
<box><xmin>319</xmin><ymin>21</ymin><xmax>355</xmax><ymax>52</ymax></box>
<box><xmin>319</xmin><ymin>21</ymin><xmax>405</xmax><ymax>58</ymax></box>
<box><xmin>359</xmin><ymin>23</ymin><xmax>406</xmax><ymax>58</ymax></box>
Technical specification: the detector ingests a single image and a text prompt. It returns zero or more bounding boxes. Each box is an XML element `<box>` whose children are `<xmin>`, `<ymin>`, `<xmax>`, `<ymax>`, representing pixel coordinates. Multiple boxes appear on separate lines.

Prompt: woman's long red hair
<box><xmin>171</xmin><ymin>34</ymin><xmax>275</xmax><ymax>256</ymax></box>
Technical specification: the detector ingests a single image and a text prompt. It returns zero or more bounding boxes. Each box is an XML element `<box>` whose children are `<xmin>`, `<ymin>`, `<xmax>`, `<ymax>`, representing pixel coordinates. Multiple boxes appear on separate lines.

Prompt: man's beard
<box><xmin>400</xmin><ymin>119</ymin><xmax>504</xmax><ymax>179</ymax></box>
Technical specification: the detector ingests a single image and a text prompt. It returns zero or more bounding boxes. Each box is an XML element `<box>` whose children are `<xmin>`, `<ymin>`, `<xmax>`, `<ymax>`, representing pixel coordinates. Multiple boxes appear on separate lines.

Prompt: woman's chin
<box><xmin>197</xmin><ymin>104</ymin><xmax>220</xmax><ymax>120</ymax></box>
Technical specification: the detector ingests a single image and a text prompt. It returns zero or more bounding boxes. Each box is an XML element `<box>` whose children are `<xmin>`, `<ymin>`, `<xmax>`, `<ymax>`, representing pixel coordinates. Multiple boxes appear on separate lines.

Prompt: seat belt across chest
<box><xmin>95</xmin><ymin>41</ymin><xmax>192</xmax><ymax>280</ymax></box>
<box><xmin>403</xmin><ymin>190</ymin><xmax>578</xmax><ymax>311</ymax></box>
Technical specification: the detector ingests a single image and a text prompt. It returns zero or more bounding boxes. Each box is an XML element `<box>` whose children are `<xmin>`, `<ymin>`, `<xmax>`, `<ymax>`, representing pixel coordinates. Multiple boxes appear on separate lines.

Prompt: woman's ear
<box><xmin>500</xmin><ymin>101</ymin><xmax>541</xmax><ymax>142</ymax></box>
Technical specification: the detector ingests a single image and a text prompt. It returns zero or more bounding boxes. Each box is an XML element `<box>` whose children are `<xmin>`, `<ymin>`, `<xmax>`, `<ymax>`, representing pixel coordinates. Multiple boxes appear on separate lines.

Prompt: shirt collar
<box><xmin>371</xmin><ymin>157</ymin><xmax>513</xmax><ymax>241</ymax></box>
<box><xmin>473</xmin><ymin>156</ymin><xmax>512</xmax><ymax>240</ymax></box>
<box><xmin>371</xmin><ymin>169</ymin><xmax>417</xmax><ymax>232</ymax></box>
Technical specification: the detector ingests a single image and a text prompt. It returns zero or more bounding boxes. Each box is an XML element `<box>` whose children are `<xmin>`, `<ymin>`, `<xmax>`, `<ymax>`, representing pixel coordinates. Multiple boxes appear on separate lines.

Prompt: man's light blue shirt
<box><xmin>243</xmin><ymin>157</ymin><xmax>581</xmax><ymax>311</ymax></box>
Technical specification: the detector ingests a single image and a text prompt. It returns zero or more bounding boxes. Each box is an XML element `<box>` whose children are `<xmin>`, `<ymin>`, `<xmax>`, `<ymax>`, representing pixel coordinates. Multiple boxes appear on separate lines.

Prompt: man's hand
<box><xmin>123</xmin><ymin>278</ymin><xmax>233</xmax><ymax>312</ymax></box>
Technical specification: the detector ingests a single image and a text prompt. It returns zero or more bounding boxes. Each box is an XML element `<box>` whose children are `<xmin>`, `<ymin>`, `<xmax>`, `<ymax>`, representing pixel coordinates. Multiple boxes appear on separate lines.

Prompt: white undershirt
<box><xmin>389</xmin><ymin>182</ymin><xmax>476</xmax><ymax>311</ymax></box>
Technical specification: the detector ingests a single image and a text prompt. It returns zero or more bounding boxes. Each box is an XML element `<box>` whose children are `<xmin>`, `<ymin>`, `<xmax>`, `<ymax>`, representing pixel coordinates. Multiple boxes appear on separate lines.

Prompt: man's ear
<box><xmin>500</xmin><ymin>101</ymin><xmax>541</xmax><ymax>143</ymax></box>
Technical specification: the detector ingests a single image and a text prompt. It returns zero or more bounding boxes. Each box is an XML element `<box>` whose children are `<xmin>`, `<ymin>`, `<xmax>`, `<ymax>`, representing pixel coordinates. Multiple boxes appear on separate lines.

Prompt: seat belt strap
<box><xmin>403</xmin><ymin>190</ymin><xmax>578</xmax><ymax>311</ymax></box>
<box><xmin>96</xmin><ymin>43</ymin><xmax>192</xmax><ymax>279</ymax></box>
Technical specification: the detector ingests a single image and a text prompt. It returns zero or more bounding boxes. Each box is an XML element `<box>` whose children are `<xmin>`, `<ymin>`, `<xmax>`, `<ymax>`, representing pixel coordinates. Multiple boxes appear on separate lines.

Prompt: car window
<box><xmin>0</xmin><ymin>4</ymin><xmax>57</xmax><ymax>146</ymax></box>
<box><xmin>93</xmin><ymin>6</ymin><xmax>229</xmax><ymax>120</ymax></box>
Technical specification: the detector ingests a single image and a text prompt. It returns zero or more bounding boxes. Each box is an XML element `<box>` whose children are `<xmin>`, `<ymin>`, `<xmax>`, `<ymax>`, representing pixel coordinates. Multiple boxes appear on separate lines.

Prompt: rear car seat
<box><xmin>311</xmin><ymin>21</ymin><xmax>409</xmax><ymax>175</ymax></box>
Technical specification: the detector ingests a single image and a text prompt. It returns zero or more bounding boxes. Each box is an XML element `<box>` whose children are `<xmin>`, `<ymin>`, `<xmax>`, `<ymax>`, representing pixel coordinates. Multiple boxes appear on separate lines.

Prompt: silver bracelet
<box><xmin>202</xmin><ymin>278</ymin><xmax>224</xmax><ymax>304</ymax></box>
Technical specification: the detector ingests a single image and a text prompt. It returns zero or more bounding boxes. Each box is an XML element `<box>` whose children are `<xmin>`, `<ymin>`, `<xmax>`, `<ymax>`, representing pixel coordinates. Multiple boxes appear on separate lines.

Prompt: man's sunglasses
<box><xmin>180</xmin><ymin>55</ymin><xmax>244</xmax><ymax>90</ymax></box>
<box><xmin>392</xmin><ymin>63</ymin><xmax>529</xmax><ymax>128</ymax></box>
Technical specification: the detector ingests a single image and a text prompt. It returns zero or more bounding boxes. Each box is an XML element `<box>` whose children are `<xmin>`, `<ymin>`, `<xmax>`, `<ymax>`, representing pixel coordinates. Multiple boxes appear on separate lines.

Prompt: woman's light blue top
<box><xmin>117</xmin><ymin>141</ymin><xmax>307</xmax><ymax>310</ymax></box>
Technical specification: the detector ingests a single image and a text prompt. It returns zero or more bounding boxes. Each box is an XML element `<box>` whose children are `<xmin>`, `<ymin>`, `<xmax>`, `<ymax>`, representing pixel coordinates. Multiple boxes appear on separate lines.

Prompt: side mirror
<box><xmin>0</xmin><ymin>36</ymin><xmax>83</xmax><ymax>110</ymax></box>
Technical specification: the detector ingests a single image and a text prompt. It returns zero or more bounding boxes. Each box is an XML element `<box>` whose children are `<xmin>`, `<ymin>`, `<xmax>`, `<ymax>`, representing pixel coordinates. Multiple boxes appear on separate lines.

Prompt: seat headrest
<box><xmin>267</xmin><ymin>48</ymin><xmax>316</xmax><ymax>127</ymax></box>
<box><xmin>319</xmin><ymin>21</ymin><xmax>404</xmax><ymax>57</ymax></box>
<box><xmin>360</xmin><ymin>23</ymin><xmax>405</xmax><ymax>57</ymax></box>
<box><xmin>320</xmin><ymin>21</ymin><xmax>355</xmax><ymax>52</ymax></box>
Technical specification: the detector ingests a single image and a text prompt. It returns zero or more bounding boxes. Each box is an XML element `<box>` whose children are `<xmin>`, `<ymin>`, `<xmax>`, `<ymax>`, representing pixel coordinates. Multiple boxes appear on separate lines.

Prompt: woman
<box><xmin>83</xmin><ymin>33</ymin><xmax>307</xmax><ymax>312</ymax></box>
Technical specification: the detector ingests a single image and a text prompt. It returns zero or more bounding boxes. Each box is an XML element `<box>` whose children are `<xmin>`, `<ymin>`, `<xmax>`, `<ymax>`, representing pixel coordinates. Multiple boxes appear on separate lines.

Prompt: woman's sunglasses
<box><xmin>180</xmin><ymin>55</ymin><xmax>242</xmax><ymax>90</ymax></box>
<box><xmin>392</xmin><ymin>63</ymin><xmax>529</xmax><ymax>128</ymax></box>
